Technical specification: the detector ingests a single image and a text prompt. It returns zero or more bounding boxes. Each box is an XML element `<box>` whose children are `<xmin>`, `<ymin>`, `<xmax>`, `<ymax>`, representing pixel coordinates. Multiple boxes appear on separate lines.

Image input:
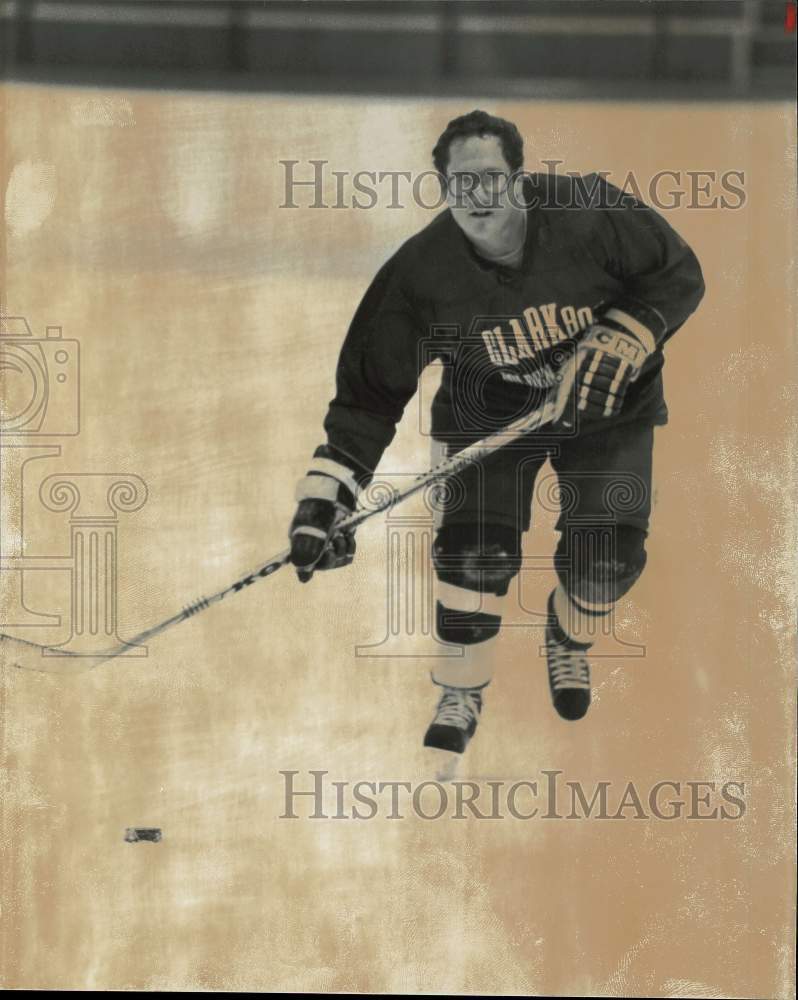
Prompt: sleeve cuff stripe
<box><xmin>295</xmin><ymin>474</ymin><xmax>340</xmax><ymax>503</ymax></box>
<box><xmin>605</xmin><ymin>308</ymin><xmax>657</xmax><ymax>355</ymax></box>
<box><xmin>307</xmin><ymin>457</ymin><xmax>361</xmax><ymax>499</ymax></box>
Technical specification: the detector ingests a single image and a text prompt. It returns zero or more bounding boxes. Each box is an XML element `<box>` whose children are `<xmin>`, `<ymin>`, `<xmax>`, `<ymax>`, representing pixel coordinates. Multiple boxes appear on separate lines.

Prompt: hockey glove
<box><xmin>288</xmin><ymin>446</ymin><xmax>362</xmax><ymax>583</ymax></box>
<box><xmin>566</xmin><ymin>313</ymin><xmax>656</xmax><ymax>422</ymax></box>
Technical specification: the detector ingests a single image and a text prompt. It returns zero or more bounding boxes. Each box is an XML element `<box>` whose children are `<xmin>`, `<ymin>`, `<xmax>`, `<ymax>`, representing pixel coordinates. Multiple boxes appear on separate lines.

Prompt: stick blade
<box><xmin>0</xmin><ymin>632</ymin><xmax>99</xmax><ymax>676</ymax></box>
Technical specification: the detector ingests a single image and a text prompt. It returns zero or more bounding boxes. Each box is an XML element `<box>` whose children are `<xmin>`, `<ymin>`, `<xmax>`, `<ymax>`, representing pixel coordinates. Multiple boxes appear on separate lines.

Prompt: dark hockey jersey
<box><xmin>320</xmin><ymin>173</ymin><xmax>705</xmax><ymax>482</ymax></box>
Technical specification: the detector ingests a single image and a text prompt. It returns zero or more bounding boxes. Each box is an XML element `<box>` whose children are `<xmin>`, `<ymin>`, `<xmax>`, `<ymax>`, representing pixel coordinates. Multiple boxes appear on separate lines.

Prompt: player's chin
<box><xmin>456</xmin><ymin>209</ymin><xmax>498</xmax><ymax>234</ymax></box>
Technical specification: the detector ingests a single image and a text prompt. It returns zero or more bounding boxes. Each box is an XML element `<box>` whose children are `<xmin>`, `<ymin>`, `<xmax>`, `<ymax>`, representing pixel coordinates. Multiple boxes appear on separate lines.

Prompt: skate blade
<box><xmin>423</xmin><ymin>747</ymin><xmax>462</xmax><ymax>782</ymax></box>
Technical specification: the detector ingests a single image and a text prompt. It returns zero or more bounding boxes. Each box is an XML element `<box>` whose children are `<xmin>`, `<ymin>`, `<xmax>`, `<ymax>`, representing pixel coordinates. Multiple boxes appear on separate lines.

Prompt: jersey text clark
<box><xmin>481</xmin><ymin>302</ymin><xmax>594</xmax><ymax>388</ymax></box>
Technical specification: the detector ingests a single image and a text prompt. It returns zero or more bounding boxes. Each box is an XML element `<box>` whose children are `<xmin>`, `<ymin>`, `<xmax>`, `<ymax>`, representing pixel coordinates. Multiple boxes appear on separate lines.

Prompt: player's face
<box><xmin>444</xmin><ymin>134</ymin><xmax>522</xmax><ymax>247</ymax></box>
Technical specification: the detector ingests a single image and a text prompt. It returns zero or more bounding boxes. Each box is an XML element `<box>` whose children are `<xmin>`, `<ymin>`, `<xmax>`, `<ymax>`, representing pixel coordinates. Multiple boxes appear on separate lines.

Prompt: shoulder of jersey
<box><xmin>526</xmin><ymin>169</ymin><xmax>623</xmax><ymax>199</ymax></box>
<box><xmin>525</xmin><ymin>170</ymin><xmax>619</xmax><ymax>244</ymax></box>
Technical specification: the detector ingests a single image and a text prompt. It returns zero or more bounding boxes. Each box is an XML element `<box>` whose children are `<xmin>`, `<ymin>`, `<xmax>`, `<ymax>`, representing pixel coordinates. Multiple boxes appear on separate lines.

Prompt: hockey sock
<box><xmin>551</xmin><ymin>584</ymin><xmax>612</xmax><ymax>647</ymax></box>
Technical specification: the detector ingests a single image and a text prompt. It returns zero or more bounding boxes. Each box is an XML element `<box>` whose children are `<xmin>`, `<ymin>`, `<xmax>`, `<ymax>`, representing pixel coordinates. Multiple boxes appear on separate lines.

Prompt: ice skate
<box><xmin>544</xmin><ymin>592</ymin><xmax>592</xmax><ymax>721</ymax></box>
<box><xmin>423</xmin><ymin>685</ymin><xmax>483</xmax><ymax>754</ymax></box>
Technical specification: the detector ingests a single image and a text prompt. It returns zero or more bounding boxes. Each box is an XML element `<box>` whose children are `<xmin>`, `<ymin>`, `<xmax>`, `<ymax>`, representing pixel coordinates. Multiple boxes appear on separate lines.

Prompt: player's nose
<box><xmin>466</xmin><ymin>191</ymin><xmax>492</xmax><ymax>213</ymax></box>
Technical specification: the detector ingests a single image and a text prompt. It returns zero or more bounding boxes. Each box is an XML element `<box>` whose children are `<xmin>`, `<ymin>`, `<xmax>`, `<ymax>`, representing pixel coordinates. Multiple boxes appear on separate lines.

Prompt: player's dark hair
<box><xmin>432</xmin><ymin>110</ymin><xmax>524</xmax><ymax>176</ymax></box>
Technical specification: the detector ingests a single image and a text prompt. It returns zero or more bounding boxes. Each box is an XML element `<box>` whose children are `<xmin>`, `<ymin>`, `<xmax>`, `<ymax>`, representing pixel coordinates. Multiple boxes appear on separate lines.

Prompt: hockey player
<box><xmin>288</xmin><ymin>110</ymin><xmax>704</xmax><ymax>753</ymax></box>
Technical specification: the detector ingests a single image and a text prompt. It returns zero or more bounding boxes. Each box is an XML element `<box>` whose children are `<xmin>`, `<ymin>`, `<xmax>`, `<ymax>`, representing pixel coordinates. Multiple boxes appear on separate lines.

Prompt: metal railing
<box><xmin>1</xmin><ymin>0</ymin><xmax>794</xmax><ymax>98</ymax></box>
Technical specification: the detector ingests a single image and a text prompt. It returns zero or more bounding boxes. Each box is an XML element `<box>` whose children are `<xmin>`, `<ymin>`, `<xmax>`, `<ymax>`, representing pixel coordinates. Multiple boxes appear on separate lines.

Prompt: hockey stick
<box><xmin>0</xmin><ymin>366</ymin><xmax>576</xmax><ymax>676</ymax></box>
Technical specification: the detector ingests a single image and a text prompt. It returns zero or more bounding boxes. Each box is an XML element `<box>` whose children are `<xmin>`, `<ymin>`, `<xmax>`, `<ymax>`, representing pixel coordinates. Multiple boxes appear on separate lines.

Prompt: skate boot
<box><xmin>544</xmin><ymin>592</ymin><xmax>592</xmax><ymax>721</ymax></box>
<box><xmin>423</xmin><ymin>685</ymin><xmax>483</xmax><ymax>754</ymax></box>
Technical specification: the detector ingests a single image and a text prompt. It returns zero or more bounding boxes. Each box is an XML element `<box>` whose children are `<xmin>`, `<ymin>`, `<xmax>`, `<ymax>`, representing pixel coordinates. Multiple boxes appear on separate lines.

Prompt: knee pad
<box><xmin>556</xmin><ymin>524</ymin><xmax>647</xmax><ymax>605</ymax></box>
<box><xmin>433</xmin><ymin>523</ymin><xmax>522</xmax><ymax>596</ymax></box>
<box><xmin>433</xmin><ymin>523</ymin><xmax>522</xmax><ymax>644</ymax></box>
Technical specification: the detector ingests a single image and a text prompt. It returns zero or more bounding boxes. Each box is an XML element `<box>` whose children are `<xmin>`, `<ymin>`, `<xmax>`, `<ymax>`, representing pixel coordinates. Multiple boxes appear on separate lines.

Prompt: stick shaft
<box><xmin>2</xmin><ymin>369</ymin><xmax>574</xmax><ymax>672</ymax></box>
<box><xmin>339</xmin><ymin>387</ymin><xmax>568</xmax><ymax>533</ymax></box>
